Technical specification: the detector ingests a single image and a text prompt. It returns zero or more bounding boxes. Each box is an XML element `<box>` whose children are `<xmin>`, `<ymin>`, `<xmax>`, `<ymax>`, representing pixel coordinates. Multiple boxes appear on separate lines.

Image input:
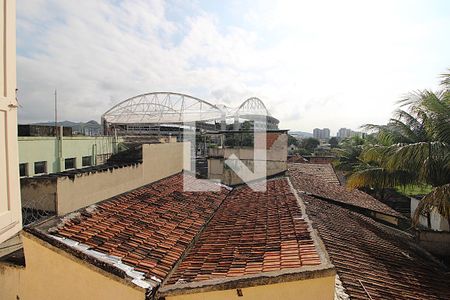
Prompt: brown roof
<box><xmin>288</xmin><ymin>163</ymin><xmax>340</xmax><ymax>184</ymax></box>
<box><xmin>302</xmin><ymin>195</ymin><xmax>450</xmax><ymax>300</ymax></box>
<box><xmin>287</xmin><ymin>154</ymin><xmax>308</xmax><ymax>163</ymax></box>
<box><xmin>288</xmin><ymin>167</ymin><xmax>402</xmax><ymax>218</ymax></box>
<box><xmin>166</xmin><ymin>178</ymin><xmax>322</xmax><ymax>284</ymax></box>
<box><xmin>53</xmin><ymin>173</ymin><xmax>230</xmax><ymax>282</ymax></box>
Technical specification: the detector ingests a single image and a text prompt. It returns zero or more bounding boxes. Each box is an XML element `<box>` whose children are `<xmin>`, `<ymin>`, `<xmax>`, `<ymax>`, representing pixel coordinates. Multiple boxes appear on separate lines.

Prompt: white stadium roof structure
<box><xmin>102</xmin><ymin>92</ymin><xmax>279</xmax><ymax>134</ymax></box>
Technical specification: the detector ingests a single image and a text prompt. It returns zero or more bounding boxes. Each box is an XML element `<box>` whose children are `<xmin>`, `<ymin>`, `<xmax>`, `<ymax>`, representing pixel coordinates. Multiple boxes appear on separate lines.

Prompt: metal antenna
<box><xmin>54</xmin><ymin>89</ymin><xmax>58</xmax><ymax>136</ymax></box>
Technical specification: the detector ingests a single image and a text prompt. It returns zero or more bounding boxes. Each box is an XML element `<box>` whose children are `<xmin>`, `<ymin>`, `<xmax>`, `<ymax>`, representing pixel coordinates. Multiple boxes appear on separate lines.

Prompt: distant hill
<box><xmin>289</xmin><ymin>131</ymin><xmax>313</xmax><ymax>138</ymax></box>
<box><xmin>33</xmin><ymin>120</ymin><xmax>102</xmax><ymax>135</ymax></box>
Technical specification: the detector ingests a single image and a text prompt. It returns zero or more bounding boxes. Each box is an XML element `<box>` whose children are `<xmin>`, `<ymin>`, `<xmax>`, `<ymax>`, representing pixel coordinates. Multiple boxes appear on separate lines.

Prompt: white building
<box><xmin>313</xmin><ymin>128</ymin><xmax>330</xmax><ymax>140</ymax></box>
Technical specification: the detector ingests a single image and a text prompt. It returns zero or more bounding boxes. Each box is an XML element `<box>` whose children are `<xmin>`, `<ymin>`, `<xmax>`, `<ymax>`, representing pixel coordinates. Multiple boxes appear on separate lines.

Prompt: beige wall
<box><xmin>56</xmin><ymin>163</ymin><xmax>145</xmax><ymax>215</ymax></box>
<box><xmin>0</xmin><ymin>232</ymin><xmax>145</xmax><ymax>300</ymax></box>
<box><xmin>165</xmin><ymin>275</ymin><xmax>335</xmax><ymax>300</ymax></box>
<box><xmin>0</xmin><ymin>0</ymin><xmax>22</xmax><ymax>244</ymax></box>
<box><xmin>21</xmin><ymin>142</ymin><xmax>190</xmax><ymax>216</ymax></box>
<box><xmin>209</xmin><ymin>159</ymin><xmax>287</xmax><ymax>185</ymax></box>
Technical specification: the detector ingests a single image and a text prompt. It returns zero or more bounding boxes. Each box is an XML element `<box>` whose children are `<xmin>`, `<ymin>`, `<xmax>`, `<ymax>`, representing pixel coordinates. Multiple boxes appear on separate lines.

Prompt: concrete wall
<box><xmin>410</xmin><ymin>197</ymin><xmax>449</xmax><ymax>231</ymax></box>
<box><xmin>209</xmin><ymin>159</ymin><xmax>287</xmax><ymax>186</ymax></box>
<box><xmin>21</xmin><ymin>142</ymin><xmax>190</xmax><ymax>216</ymax></box>
<box><xmin>415</xmin><ymin>230</ymin><xmax>450</xmax><ymax>257</ymax></box>
<box><xmin>0</xmin><ymin>232</ymin><xmax>145</xmax><ymax>300</ymax></box>
<box><xmin>21</xmin><ymin>178</ymin><xmax>57</xmax><ymax>212</ymax></box>
<box><xmin>18</xmin><ymin>136</ymin><xmax>121</xmax><ymax>176</ymax></box>
<box><xmin>56</xmin><ymin>163</ymin><xmax>145</xmax><ymax>215</ymax></box>
<box><xmin>207</xmin><ymin>132</ymin><xmax>287</xmax><ymax>185</ymax></box>
<box><xmin>165</xmin><ymin>275</ymin><xmax>335</xmax><ymax>300</ymax></box>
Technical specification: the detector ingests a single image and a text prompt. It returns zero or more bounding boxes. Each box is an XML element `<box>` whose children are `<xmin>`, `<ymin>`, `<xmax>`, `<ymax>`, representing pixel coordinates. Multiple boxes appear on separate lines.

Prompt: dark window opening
<box><xmin>34</xmin><ymin>161</ymin><xmax>47</xmax><ymax>174</ymax></box>
<box><xmin>19</xmin><ymin>163</ymin><xmax>28</xmax><ymax>177</ymax></box>
<box><xmin>82</xmin><ymin>156</ymin><xmax>92</xmax><ymax>167</ymax></box>
<box><xmin>65</xmin><ymin>158</ymin><xmax>76</xmax><ymax>170</ymax></box>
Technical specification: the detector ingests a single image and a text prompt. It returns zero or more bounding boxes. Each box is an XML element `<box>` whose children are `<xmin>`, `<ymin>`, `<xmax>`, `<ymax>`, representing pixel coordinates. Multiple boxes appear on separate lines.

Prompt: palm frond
<box><xmin>347</xmin><ymin>166</ymin><xmax>416</xmax><ymax>190</ymax></box>
<box><xmin>384</xmin><ymin>141</ymin><xmax>450</xmax><ymax>186</ymax></box>
<box><xmin>412</xmin><ymin>183</ymin><xmax>450</xmax><ymax>225</ymax></box>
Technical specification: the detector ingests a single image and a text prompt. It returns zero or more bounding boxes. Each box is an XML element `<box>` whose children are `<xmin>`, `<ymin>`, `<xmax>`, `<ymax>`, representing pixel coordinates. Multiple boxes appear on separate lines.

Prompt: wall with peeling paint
<box><xmin>0</xmin><ymin>232</ymin><xmax>145</xmax><ymax>300</ymax></box>
<box><xmin>164</xmin><ymin>275</ymin><xmax>335</xmax><ymax>300</ymax></box>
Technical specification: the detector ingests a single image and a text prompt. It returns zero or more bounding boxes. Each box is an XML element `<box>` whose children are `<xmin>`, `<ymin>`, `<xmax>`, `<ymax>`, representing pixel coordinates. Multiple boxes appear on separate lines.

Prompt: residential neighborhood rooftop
<box><xmin>165</xmin><ymin>178</ymin><xmax>327</xmax><ymax>289</ymax></box>
<box><xmin>288</xmin><ymin>163</ymin><xmax>340</xmax><ymax>185</ymax></box>
<box><xmin>31</xmin><ymin>173</ymin><xmax>230</xmax><ymax>289</ymax></box>
<box><xmin>28</xmin><ymin>173</ymin><xmax>333</xmax><ymax>295</ymax></box>
<box><xmin>303</xmin><ymin>194</ymin><xmax>450</xmax><ymax>300</ymax></box>
<box><xmin>288</xmin><ymin>166</ymin><xmax>403</xmax><ymax>218</ymax></box>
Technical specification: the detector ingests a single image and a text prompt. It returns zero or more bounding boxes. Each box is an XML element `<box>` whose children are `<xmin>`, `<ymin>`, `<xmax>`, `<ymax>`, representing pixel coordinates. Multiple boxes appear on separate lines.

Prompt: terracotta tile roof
<box><xmin>167</xmin><ymin>178</ymin><xmax>322</xmax><ymax>284</ymax></box>
<box><xmin>288</xmin><ymin>167</ymin><xmax>402</xmax><ymax>218</ymax></box>
<box><xmin>287</xmin><ymin>154</ymin><xmax>308</xmax><ymax>163</ymax></box>
<box><xmin>53</xmin><ymin>173</ymin><xmax>230</xmax><ymax>282</ymax></box>
<box><xmin>302</xmin><ymin>195</ymin><xmax>450</xmax><ymax>300</ymax></box>
<box><xmin>288</xmin><ymin>163</ymin><xmax>340</xmax><ymax>184</ymax></box>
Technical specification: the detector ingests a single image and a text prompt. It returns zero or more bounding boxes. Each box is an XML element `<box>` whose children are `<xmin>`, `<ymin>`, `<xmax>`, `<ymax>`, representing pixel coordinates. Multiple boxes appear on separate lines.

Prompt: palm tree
<box><xmin>347</xmin><ymin>71</ymin><xmax>450</xmax><ymax>227</ymax></box>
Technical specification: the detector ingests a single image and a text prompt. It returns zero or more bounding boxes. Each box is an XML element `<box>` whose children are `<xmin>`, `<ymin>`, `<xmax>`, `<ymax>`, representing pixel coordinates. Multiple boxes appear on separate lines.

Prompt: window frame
<box><xmin>34</xmin><ymin>161</ymin><xmax>47</xmax><ymax>175</ymax></box>
<box><xmin>64</xmin><ymin>157</ymin><xmax>76</xmax><ymax>170</ymax></box>
<box><xmin>81</xmin><ymin>156</ymin><xmax>92</xmax><ymax>167</ymax></box>
<box><xmin>19</xmin><ymin>163</ymin><xmax>28</xmax><ymax>177</ymax></box>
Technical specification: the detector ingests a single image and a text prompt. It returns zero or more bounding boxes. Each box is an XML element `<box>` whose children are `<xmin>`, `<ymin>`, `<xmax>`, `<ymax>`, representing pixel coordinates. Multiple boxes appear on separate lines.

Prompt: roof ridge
<box><xmin>159</xmin><ymin>184</ymin><xmax>234</xmax><ymax>290</ymax></box>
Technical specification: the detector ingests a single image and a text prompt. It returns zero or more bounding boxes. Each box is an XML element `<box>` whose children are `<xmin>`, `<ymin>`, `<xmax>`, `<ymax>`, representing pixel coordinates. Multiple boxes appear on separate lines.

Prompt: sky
<box><xmin>17</xmin><ymin>0</ymin><xmax>450</xmax><ymax>135</ymax></box>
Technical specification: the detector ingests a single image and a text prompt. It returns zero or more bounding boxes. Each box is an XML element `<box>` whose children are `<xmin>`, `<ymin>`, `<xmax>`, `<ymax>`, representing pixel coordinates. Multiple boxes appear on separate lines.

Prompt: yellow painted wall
<box><xmin>0</xmin><ymin>233</ymin><xmax>145</xmax><ymax>300</ymax></box>
<box><xmin>165</xmin><ymin>275</ymin><xmax>335</xmax><ymax>300</ymax></box>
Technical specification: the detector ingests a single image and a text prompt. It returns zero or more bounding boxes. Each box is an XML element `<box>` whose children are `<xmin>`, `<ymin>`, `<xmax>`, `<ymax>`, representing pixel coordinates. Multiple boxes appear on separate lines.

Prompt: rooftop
<box><xmin>302</xmin><ymin>194</ymin><xmax>450</xmax><ymax>300</ymax></box>
<box><xmin>288</xmin><ymin>163</ymin><xmax>340</xmax><ymax>185</ymax></box>
<box><xmin>31</xmin><ymin>173</ymin><xmax>230</xmax><ymax>288</ymax></box>
<box><xmin>288</xmin><ymin>166</ymin><xmax>402</xmax><ymax>218</ymax></box>
<box><xmin>166</xmin><ymin>178</ymin><xmax>324</xmax><ymax>286</ymax></box>
<box><xmin>28</xmin><ymin>173</ymin><xmax>331</xmax><ymax>294</ymax></box>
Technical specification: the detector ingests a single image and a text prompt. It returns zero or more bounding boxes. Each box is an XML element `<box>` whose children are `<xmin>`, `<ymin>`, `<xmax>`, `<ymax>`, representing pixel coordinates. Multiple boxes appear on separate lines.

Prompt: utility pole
<box><xmin>54</xmin><ymin>89</ymin><xmax>57</xmax><ymax>135</ymax></box>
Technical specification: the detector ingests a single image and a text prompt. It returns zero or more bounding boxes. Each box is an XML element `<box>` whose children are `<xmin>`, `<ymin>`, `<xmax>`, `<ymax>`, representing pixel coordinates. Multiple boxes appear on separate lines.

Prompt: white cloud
<box><xmin>17</xmin><ymin>0</ymin><xmax>450</xmax><ymax>134</ymax></box>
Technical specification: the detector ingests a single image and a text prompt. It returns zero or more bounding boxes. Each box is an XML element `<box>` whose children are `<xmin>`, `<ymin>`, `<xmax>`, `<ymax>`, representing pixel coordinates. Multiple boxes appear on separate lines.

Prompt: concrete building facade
<box><xmin>312</xmin><ymin>128</ymin><xmax>330</xmax><ymax>140</ymax></box>
<box><xmin>208</xmin><ymin>131</ymin><xmax>288</xmax><ymax>185</ymax></box>
<box><xmin>336</xmin><ymin>128</ymin><xmax>364</xmax><ymax>139</ymax></box>
<box><xmin>18</xmin><ymin>134</ymin><xmax>122</xmax><ymax>177</ymax></box>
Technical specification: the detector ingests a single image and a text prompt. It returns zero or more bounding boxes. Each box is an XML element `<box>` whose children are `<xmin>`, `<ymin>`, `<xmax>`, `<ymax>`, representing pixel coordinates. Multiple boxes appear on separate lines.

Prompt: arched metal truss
<box><xmin>102</xmin><ymin>92</ymin><xmax>224</xmax><ymax>124</ymax></box>
<box><xmin>236</xmin><ymin>97</ymin><xmax>269</xmax><ymax>116</ymax></box>
<box><xmin>102</xmin><ymin>92</ymin><xmax>279</xmax><ymax>133</ymax></box>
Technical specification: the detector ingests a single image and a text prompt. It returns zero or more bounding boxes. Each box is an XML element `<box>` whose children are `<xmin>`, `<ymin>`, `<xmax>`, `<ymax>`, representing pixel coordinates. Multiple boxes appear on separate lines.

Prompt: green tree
<box><xmin>288</xmin><ymin>134</ymin><xmax>300</xmax><ymax>147</ymax></box>
<box><xmin>301</xmin><ymin>138</ymin><xmax>320</xmax><ymax>152</ymax></box>
<box><xmin>347</xmin><ymin>71</ymin><xmax>450</xmax><ymax>227</ymax></box>
<box><xmin>329</xmin><ymin>137</ymin><xmax>339</xmax><ymax>148</ymax></box>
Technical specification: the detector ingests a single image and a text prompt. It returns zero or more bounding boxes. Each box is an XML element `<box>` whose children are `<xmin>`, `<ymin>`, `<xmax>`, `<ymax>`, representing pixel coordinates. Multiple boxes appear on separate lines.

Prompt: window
<box><xmin>65</xmin><ymin>158</ymin><xmax>76</xmax><ymax>170</ymax></box>
<box><xmin>82</xmin><ymin>156</ymin><xmax>92</xmax><ymax>167</ymax></box>
<box><xmin>19</xmin><ymin>163</ymin><xmax>28</xmax><ymax>177</ymax></box>
<box><xmin>34</xmin><ymin>161</ymin><xmax>47</xmax><ymax>174</ymax></box>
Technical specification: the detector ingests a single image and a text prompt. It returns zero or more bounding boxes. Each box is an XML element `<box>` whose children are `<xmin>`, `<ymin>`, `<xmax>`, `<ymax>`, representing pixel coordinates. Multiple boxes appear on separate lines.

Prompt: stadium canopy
<box><xmin>102</xmin><ymin>92</ymin><xmax>279</xmax><ymax>131</ymax></box>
